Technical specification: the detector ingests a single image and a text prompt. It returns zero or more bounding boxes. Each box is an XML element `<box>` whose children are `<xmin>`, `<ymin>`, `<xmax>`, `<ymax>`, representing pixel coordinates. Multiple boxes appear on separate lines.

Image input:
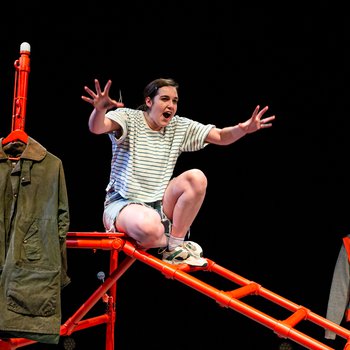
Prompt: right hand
<box><xmin>81</xmin><ymin>79</ymin><xmax>124</xmax><ymax>110</ymax></box>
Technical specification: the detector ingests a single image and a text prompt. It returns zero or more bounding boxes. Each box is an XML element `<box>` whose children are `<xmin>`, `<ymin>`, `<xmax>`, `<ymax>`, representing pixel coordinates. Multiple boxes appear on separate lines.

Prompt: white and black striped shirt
<box><xmin>105</xmin><ymin>108</ymin><xmax>214</xmax><ymax>203</ymax></box>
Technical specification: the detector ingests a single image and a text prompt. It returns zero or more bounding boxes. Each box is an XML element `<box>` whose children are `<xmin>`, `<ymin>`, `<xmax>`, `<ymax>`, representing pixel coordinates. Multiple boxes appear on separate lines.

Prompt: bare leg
<box><xmin>115</xmin><ymin>204</ymin><xmax>168</xmax><ymax>249</ymax></box>
<box><xmin>162</xmin><ymin>169</ymin><xmax>207</xmax><ymax>239</ymax></box>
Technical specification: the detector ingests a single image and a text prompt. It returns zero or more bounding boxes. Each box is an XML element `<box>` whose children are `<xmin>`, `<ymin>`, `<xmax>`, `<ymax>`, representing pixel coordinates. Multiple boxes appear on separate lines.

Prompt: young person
<box><xmin>82</xmin><ymin>78</ymin><xmax>275</xmax><ymax>267</ymax></box>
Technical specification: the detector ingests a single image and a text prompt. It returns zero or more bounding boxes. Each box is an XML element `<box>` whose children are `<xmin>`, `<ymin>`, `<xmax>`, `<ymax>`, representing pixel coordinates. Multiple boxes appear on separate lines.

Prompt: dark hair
<box><xmin>137</xmin><ymin>78</ymin><xmax>179</xmax><ymax>111</ymax></box>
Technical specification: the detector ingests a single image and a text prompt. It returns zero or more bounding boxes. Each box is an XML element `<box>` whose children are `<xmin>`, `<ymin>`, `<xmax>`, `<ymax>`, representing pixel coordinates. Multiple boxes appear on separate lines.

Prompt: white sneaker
<box><xmin>162</xmin><ymin>244</ymin><xmax>207</xmax><ymax>267</ymax></box>
<box><xmin>162</xmin><ymin>245</ymin><xmax>190</xmax><ymax>265</ymax></box>
<box><xmin>183</xmin><ymin>241</ymin><xmax>203</xmax><ymax>259</ymax></box>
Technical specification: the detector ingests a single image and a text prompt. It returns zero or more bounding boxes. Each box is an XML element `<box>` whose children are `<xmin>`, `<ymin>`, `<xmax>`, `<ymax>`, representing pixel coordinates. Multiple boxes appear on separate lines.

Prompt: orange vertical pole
<box><xmin>105</xmin><ymin>249</ymin><xmax>118</xmax><ymax>350</ymax></box>
<box><xmin>12</xmin><ymin>42</ymin><xmax>30</xmax><ymax>132</ymax></box>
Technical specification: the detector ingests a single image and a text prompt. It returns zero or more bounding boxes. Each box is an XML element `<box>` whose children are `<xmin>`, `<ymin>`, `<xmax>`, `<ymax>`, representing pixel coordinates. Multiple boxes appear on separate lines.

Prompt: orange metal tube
<box><xmin>226</xmin><ymin>282</ymin><xmax>260</xmax><ymax>299</ymax></box>
<box><xmin>62</xmin><ymin>314</ymin><xmax>110</xmax><ymax>333</ymax></box>
<box><xmin>66</xmin><ymin>238</ymin><xmax>124</xmax><ymax>250</ymax></box>
<box><xmin>12</xmin><ymin>44</ymin><xmax>30</xmax><ymax>132</ymax></box>
<box><xmin>283</xmin><ymin>308</ymin><xmax>310</xmax><ymax>328</ymax></box>
<box><xmin>61</xmin><ymin>254</ymin><xmax>136</xmax><ymax>335</ymax></box>
<box><xmin>0</xmin><ymin>338</ymin><xmax>36</xmax><ymax>350</ymax></box>
<box><xmin>119</xmin><ymin>240</ymin><xmax>350</xmax><ymax>350</ymax></box>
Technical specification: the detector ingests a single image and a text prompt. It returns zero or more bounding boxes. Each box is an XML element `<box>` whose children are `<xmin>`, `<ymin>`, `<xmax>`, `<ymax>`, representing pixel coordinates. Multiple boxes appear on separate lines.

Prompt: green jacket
<box><xmin>0</xmin><ymin>137</ymin><xmax>70</xmax><ymax>344</ymax></box>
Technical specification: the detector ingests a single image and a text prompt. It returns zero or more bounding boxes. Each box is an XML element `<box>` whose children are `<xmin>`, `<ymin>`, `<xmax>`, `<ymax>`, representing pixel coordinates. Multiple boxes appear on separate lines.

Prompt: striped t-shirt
<box><xmin>104</xmin><ymin>108</ymin><xmax>215</xmax><ymax>203</ymax></box>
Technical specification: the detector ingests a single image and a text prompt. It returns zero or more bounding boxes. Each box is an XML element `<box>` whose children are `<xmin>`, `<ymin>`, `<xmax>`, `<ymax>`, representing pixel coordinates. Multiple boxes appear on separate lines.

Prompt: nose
<box><xmin>168</xmin><ymin>101</ymin><xmax>177</xmax><ymax>110</ymax></box>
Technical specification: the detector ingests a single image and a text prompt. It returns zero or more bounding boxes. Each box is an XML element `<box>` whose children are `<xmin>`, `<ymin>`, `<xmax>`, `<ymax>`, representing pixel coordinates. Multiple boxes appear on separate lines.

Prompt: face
<box><xmin>145</xmin><ymin>86</ymin><xmax>178</xmax><ymax>130</ymax></box>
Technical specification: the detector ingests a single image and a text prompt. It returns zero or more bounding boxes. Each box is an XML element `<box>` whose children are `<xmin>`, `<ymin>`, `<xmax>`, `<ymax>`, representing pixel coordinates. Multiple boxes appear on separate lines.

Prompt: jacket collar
<box><xmin>0</xmin><ymin>137</ymin><xmax>47</xmax><ymax>161</ymax></box>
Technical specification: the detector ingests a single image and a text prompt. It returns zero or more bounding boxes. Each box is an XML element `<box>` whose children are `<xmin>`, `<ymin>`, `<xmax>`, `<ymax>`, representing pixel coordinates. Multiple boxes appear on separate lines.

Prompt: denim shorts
<box><xmin>103</xmin><ymin>193</ymin><xmax>171</xmax><ymax>234</ymax></box>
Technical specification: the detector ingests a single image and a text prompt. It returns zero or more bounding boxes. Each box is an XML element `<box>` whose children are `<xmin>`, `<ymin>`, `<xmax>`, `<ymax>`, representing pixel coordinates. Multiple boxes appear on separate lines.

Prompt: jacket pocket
<box><xmin>7</xmin><ymin>265</ymin><xmax>60</xmax><ymax>317</ymax></box>
<box><xmin>22</xmin><ymin>221</ymin><xmax>42</xmax><ymax>260</ymax></box>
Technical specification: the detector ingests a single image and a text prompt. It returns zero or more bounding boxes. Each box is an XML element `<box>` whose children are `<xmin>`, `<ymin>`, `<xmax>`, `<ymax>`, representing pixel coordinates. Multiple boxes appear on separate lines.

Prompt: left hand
<box><xmin>239</xmin><ymin>105</ymin><xmax>275</xmax><ymax>134</ymax></box>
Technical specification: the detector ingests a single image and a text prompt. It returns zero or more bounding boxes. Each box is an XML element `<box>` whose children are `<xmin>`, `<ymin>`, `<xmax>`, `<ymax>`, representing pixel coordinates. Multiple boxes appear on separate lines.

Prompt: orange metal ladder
<box><xmin>0</xmin><ymin>231</ymin><xmax>349</xmax><ymax>350</ymax></box>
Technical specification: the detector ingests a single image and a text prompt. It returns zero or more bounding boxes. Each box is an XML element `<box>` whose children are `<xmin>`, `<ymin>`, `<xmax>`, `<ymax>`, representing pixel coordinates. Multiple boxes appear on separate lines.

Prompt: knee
<box><xmin>186</xmin><ymin>169</ymin><xmax>207</xmax><ymax>195</ymax></box>
<box><xmin>136</xmin><ymin>211</ymin><xmax>165</xmax><ymax>245</ymax></box>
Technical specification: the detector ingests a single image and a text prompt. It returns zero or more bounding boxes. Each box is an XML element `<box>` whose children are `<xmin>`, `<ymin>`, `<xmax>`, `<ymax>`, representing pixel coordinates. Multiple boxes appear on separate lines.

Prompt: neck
<box><xmin>144</xmin><ymin>112</ymin><xmax>162</xmax><ymax>131</ymax></box>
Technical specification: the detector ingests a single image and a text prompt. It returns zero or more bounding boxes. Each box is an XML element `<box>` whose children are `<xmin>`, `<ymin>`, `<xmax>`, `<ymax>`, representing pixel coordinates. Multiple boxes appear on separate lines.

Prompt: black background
<box><xmin>0</xmin><ymin>1</ymin><xmax>349</xmax><ymax>349</ymax></box>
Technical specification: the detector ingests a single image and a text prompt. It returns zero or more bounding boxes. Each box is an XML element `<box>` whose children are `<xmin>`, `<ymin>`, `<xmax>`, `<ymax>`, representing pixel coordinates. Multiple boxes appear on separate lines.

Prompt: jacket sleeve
<box><xmin>325</xmin><ymin>244</ymin><xmax>350</xmax><ymax>339</ymax></box>
<box><xmin>57</xmin><ymin>160</ymin><xmax>71</xmax><ymax>288</ymax></box>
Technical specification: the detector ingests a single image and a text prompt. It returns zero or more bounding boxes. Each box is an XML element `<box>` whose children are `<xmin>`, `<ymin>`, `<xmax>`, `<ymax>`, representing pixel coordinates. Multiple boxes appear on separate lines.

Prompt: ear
<box><xmin>145</xmin><ymin>96</ymin><xmax>152</xmax><ymax>108</ymax></box>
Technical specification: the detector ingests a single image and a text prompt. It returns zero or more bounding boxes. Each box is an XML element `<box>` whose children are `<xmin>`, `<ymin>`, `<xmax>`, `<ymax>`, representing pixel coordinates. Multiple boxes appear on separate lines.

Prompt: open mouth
<box><xmin>163</xmin><ymin>112</ymin><xmax>172</xmax><ymax>119</ymax></box>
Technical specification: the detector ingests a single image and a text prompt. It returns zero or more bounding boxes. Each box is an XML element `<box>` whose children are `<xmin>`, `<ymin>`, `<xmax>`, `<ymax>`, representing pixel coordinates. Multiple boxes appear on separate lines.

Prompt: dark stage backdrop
<box><xmin>0</xmin><ymin>2</ymin><xmax>348</xmax><ymax>349</ymax></box>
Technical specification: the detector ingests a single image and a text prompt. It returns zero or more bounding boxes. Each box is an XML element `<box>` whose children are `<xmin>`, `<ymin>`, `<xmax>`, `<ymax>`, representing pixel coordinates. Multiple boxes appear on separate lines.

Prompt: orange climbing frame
<box><xmin>1</xmin><ymin>231</ymin><xmax>350</xmax><ymax>350</ymax></box>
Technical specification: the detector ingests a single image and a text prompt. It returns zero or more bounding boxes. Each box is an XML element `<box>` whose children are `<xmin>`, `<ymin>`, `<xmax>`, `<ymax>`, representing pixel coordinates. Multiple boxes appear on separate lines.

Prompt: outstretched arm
<box><xmin>81</xmin><ymin>79</ymin><xmax>124</xmax><ymax>134</ymax></box>
<box><xmin>206</xmin><ymin>105</ymin><xmax>275</xmax><ymax>145</ymax></box>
